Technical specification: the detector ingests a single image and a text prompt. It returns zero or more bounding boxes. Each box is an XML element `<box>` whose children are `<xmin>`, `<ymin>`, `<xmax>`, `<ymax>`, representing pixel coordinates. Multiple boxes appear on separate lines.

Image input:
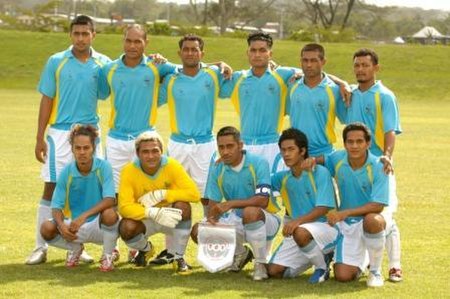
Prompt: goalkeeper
<box><xmin>118</xmin><ymin>131</ymin><xmax>200</xmax><ymax>273</ymax></box>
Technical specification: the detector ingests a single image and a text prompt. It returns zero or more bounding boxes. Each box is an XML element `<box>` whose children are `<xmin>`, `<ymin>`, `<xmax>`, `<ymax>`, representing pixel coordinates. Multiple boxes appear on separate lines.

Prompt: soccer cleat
<box><xmin>173</xmin><ymin>257</ymin><xmax>192</xmax><ymax>275</ymax></box>
<box><xmin>66</xmin><ymin>245</ymin><xmax>84</xmax><ymax>268</ymax></box>
<box><xmin>228</xmin><ymin>245</ymin><xmax>254</xmax><ymax>272</ymax></box>
<box><xmin>309</xmin><ymin>268</ymin><xmax>330</xmax><ymax>284</ymax></box>
<box><xmin>127</xmin><ymin>249</ymin><xmax>138</xmax><ymax>263</ymax></box>
<box><xmin>99</xmin><ymin>254</ymin><xmax>114</xmax><ymax>272</ymax></box>
<box><xmin>132</xmin><ymin>242</ymin><xmax>155</xmax><ymax>267</ymax></box>
<box><xmin>388</xmin><ymin>268</ymin><xmax>403</xmax><ymax>282</ymax></box>
<box><xmin>252</xmin><ymin>262</ymin><xmax>268</xmax><ymax>281</ymax></box>
<box><xmin>79</xmin><ymin>249</ymin><xmax>94</xmax><ymax>264</ymax></box>
<box><xmin>150</xmin><ymin>249</ymin><xmax>175</xmax><ymax>265</ymax></box>
<box><xmin>367</xmin><ymin>271</ymin><xmax>384</xmax><ymax>287</ymax></box>
<box><xmin>25</xmin><ymin>247</ymin><xmax>47</xmax><ymax>265</ymax></box>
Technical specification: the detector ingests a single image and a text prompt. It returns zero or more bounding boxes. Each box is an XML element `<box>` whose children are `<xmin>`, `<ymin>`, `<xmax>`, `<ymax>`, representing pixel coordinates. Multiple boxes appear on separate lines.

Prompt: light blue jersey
<box><xmin>324</xmin><ymin>150</ymin><xmax>389</xmax><ymax>224</ymax></box>
<box><xmin>346</xmin><ymin>81</ymin><xmax>402</xmax><ymax>156</ymax></box>
<box><xmin>271</xmin><ymin>165</ymin><xmax>336</xmax><ymax>222</ymax></box>
<box><xmin>37</xmin><ymin>46</ymin><xmax>111</xmax><ymax>130</ymax></box>
<box><xmin>158</xmin><ymin>66</ymin><xmax>224</xmax><ymax>143</ymax></box>
<box><xmin>204</xmin><ymin>151</ymin><xmax>272</xmax><ymax>217</ymax></box>
<box><xmin>52</xmin><ymin>158</ymin><xmax>115</xmax><ymax>222</ymax></box>
<box><xmin>99</xmin><ymin>55</ymin><xmax>177</xmax><ymax>140</ymax></box>
<box><xmin>220</xmin><ymin>67</ymin><xmax>297</xmax><ymax>145</ymax></box>
<box><xmin>287</xmin><ymin>74</ymin><xmax>346</xmax><ymax>156</ymax></box>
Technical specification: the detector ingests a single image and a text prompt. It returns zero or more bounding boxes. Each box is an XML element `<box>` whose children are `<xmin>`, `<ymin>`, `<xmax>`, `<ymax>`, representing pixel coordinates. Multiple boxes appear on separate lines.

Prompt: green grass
<box><xmin>1</xmin><ymin>30</ymin><xmax>450</xmax><ymax>298</ymax></box>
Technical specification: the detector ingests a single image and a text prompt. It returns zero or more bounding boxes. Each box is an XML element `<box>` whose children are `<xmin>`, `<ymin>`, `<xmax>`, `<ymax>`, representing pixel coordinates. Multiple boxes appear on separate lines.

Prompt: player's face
<box><xmin>217</xmin><ymin>135</ymin><xmax>243</xmax><ymax>167</ymax></box>
<box><xmin>72</xmin><ymin>135</ymin><xmax>94</xmax><ymax>168</ymax></box>
<box><xmin>70</xmin><ymin>24</ymin><xmax>95</xmax><ymax>53</ymax></box>
<box><xmin>280</xmin><ymin>139</ymin><xmax>304</xmax><ymax>168</ymax></box>
<box><xmin>124</xmin><ymin>28</ymin><xmax>147</xmax><ymax>60</ymax></box>
<box><xmin>247</xmin><ymin>40</ymin><xmax>272</xmax><ymax>68</ymax></box>
<box><xmin>344</xmin><ymin>130</ymin><xmax>370</xmax><ymax>161</ymax></box>
<box><xmin>179</xmin><ymin>40</ymin><xmax>204</xmax><ymax>68</ymax></box>
<box><xmin>301</xmin><ymin>50</ymin><xmax>325</xmax><ymax>79</ymax></box>
<box><xmin>137</xmin><ymin>140</ymin><xmax>162</xmax><ymax>171</ymax></box>
<box><xmin>353</xmin><ymin>55</ymin><xmax>379</xmax><ymax>84</ymax></box>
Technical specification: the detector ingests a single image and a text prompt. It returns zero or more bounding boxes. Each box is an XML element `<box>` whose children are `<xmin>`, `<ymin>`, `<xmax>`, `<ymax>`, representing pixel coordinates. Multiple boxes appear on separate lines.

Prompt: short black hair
<box><xmin>124</xmin><ymin>24</ymin><xmax>147</xmax><ymax>40</ymax></box>
<box><xmin>353</xmin><ymin>48</ymin><xmax>379</xmax><ymax>65</ymax></box>
<box><xmin>247</xmin><ymin>31</ymin><xmax>273</xmax><ymax>48</ymax></box>
<box><xmin>217</xmin><ymin>126</ymin><xmax>241</xmax><ymax>142</ymax></box>
<box><xmin>301</xmin><ymin>43</ymin><xmax>325</xmax><ymax>60</ymax></box>
<box><xmin>70</xmin><ymin>15</ymin><xmax>95</xmax><ymax>32</ymax></box>
<box><xmin>278</xmin><ymin>128</ymin><xmax>309</xmax><ymax>159</ymax></box>
<box><xmin>343</xmin><ymin>122</ymin><xmax>372</xmax><ymax>142</ymax></box>
<box><xmin>69</xmin><ymin>124</ymin><xmax>98</xmax><ymax>149</ymax></box>
<box><xmin>179</xmin><ymin>34</ymin><xmax>204</xmax><ymax>50</ymax></box>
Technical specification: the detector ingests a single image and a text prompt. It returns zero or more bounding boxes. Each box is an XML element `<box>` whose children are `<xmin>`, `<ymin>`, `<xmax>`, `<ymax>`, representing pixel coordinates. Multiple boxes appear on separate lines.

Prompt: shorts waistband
<box><xmin>108</xmin><ymin>128</ymin><xmax>155</xmax><ymax>141</ymax></box>
<box><xmin>50</xmin><ymin>123</ymin><xmax>99</xmax><ymax>131</ymax></box>
<box><xmin>170</xmin><ymin>133</ymin><xmax>214</xmax><ymax>144</ymax></box>
<box><xmin>242</xmin><ymin>134</ymin><xmax>279</xmax><ymax>145</ymax></box>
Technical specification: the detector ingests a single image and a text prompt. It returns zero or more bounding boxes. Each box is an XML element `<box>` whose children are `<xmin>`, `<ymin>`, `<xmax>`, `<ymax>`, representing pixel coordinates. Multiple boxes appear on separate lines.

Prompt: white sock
<box><xmin>36</xmin><ymin>199</ymin><xmax>51</xmax><ymax>250</ymax></box>
<box><xmin>244</xmin><ymin>220</ymin><xmax>267</xmax><ymax>263</ymax></box>
<box><xmin>48</xmin><ymin>235</ymin><xmax>81</xmax><ymax>251</ymax></box>
<box><xmin>364</xmin><ymin>230</ymin><xmax>386</xmax><ymax>273</ymax></box>
<box><xmin>386</xmin><ymin>219</ymin><xmax>401</xmax><ymax>269</ymax></box>
<box><xmin>299</xmin><ymin>239</ymin><xmax>326</xmax><ymax>270</ymax></box>
<box><xmin>101</xmin><ymin>222</ymin><xmax>119</xmax><ymax>255</ymax></box>
<box><xmin>168</xmin><ymin>220</ymin><xmax>191</xmax><ymax>259</ymax></box>
<box><xmin>125</xmin><ymin>233</ymin><xmax>150</xmax><ymax>251</ymax></box>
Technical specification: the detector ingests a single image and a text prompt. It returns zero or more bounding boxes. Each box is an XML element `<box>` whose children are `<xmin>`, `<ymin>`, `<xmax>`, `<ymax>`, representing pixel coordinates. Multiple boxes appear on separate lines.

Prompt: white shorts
<box><xmin>386</xmin><ymin>174</ymin><xmax>398</xmax><ymax>213</ymax></box>
<box><xmin>141</xmin><ymin>218</ymin><xmax>174</xmax><ymax>239</ymax></box>
<box><xmin>61</xmin><ymin>215</ymin><xmax>104</xmax><ymax>245</ymax></box>
<box><xmin>270</xmin><ymin>222</ymin><xmax>338</xmax><ymax>269</ymax></box>
<box><xmin>168</xmin><ymin>139</ymin><xmax>216</xmax><ymax>195</ymax></box>
<box><xmin>244</xmin><ymin>143</ymin><xmax>286</xmax><ymax>174</ymax></box>
<box><xmin>105</xmin><ymin>135</ymin><xmax>137</xmax><ymax>192</ymax></box>
<box><xmin>41</xmin><ymin>127</ymin><xmax>103</xmax><ymax>182</ymax></box>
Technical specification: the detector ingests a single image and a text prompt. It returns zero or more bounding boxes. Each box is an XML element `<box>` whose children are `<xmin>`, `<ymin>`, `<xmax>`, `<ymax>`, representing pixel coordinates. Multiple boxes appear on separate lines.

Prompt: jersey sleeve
<box><xmin>204</xmin><ymin>160</ymin><xmax>223</xmax><ymax>202</ymax></box>
<box><xmin>37</xmin><ymin>56</ymin><xmax>57</xmax><ymax>99</ymax></box>
<box><xmin>51</xmin><ymin>166</ymin><xmax>69</xmax><ymax>210</ymax></box>
<box><xmin>254</xmin><ymin>158</ymin><xmax>271</xmax><ymax>196</ymax></box>
<box><xmin>101</xmin><ymin>161</ymin><xmax>116</xmax><ymax>199</ymax></box>
<box><xmin>369</xmin><ymin>162</ymin><xmax>389</xmax><ymax>206</ymax></box>
<box><xmin>381</xmin><ymin>92</ymin><xmax>402</xmax><ymax>135</ymax></box>
<box><xmin>118</xmin><ymin>166</ymin><xmax>146</xmax><ymax>221</ymax></box>
<box><xmin>156</xmin><ymin>61</ymin><xmax>178</xmax><ymax>77</ymax></box>
<box><xmin>314</xmin><ymin>166</ymin><xmax>336</xmax><ymax>209</ymax></box>
<box><xmin>158</xmin><ymin>75</ymin><xmax>171</xmax><ymax>107</ymax></box>
<box><xmin>270</xmin><ymin>172</ymin><xmax>283</xmax><ymax>193</ymax></box>
<box><xmin>165</xmin><ymin>161</ymin><xmax>201</xmax><ymax>204</ymax></box>
<box><xmin>97</xmin><ymin>65</ymin><xmax>111</xmax><ymax>100</ymax></box>
<box><xmin>219</xmin><ymin>71</ymin><xmax>240</xmax><ymax>98</ymax></box>
<box><xmin>333</xmin><ymin>84</ymin><xmax>347</xmax><ymax>124</ymax></box>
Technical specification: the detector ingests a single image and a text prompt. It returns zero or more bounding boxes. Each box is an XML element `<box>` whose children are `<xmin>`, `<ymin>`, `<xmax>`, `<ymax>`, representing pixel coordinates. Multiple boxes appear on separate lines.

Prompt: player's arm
<box><xmin>35</xmin><ymin>95</ymin><xmax>53</xmax><ymax>163</ymax></box>
<box><xmin>163</xmin><ymin>162</ymin><xmax>201</xmax><ymax>204</ymax></box>
<box><xmin>380</xmin><ymin>131</ymin><xmax>396</xmax><ymax>174</ymax></box>
<box><xmin>118</xmin><ymin>169</ymin><xmax>146</xmax><ymax>221</ymax></box>
<box><xmin>205</xmin><ymin>61</ymin><xmax>233</xmax><ymax>80</ymax></box>
<box><xmin>327</xmin><ymin>74</ymin><xmax>351</xmax><ymax>106</ymax></box>
<box><xmin>52</xmin><ymin>208</ymin><xmax>77</xmax><ymax>241</ymax></box>
<box><xmin>283</xmin><ymin>206</ymin><xmax>330</xmax><ymax>236</ymax></box>
<box><xmin>327</xmin><ymin>203</ymin><xmax>384</xmax><ymax>226</ymax></box>
<box><xmin>51</xmin><ymin>172</ymin><xmax>76</xmax><ymax>241</ymax></box>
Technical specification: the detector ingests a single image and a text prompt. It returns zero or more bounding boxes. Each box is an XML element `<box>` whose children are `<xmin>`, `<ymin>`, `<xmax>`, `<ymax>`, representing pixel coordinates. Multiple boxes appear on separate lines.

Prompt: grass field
<box><xmin>0</xmin><ymin>30</ymin><xmax>449</xmax><ymax>298</ymax></box>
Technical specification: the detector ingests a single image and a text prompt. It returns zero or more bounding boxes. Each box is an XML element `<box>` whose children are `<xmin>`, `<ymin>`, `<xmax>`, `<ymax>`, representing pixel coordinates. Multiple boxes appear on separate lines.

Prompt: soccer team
<box><xmin>26</xmin><ymin>15</ymin><xmax>403</xmax><ymax>287</ymax></box>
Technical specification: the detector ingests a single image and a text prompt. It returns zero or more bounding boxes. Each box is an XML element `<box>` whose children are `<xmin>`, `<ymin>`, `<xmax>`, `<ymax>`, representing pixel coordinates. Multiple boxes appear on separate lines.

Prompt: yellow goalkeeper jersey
<box><xmin>118</xmin><ymin>156</ymin><xmax>200</xmax><ymax>220</ymax></box>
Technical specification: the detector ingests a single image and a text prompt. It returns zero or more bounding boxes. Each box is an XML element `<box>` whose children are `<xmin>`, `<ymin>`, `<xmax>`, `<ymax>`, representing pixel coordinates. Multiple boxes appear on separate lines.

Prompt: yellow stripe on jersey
<box><xmin>280</xmin><ymin>175</ymin><xmax>292</xmax><ymax>216</ymax></box>
<box><xmin>307</xmin><ymin>171</ymin><xmax>317</xmax><ymax>195</ymax></box>
<box><xmin>167</xmin><ymin>75</ymin><xmax>179</xmax><ymax>134</ymax></box>
<box><xmin>63</xmin><ymin>174</ymin><xmax>73</xmax><ymax>219</ymax></box>
<box><xmin>325</xmin><ymin>85</ymin><xmax>337</xmax><ymax>144</ymax></box>
<box><xmin>146</xmin><ymin>63</ymin><xmax>160</xmax><ymax>127</ymax></box>
<box><xmin>374</xmin><ymin>91</ymin><xmax>385</xmax><ymax>152</ymax></box>
<box><xmin>48</xmin><ymin>57</ymin><xmax>69</xmax><ymax>125</ymax></box>
<box><xmin>334</xmin><ymin>159</ymin><xmax>344</xmax><ymax>182</ymax></box>
<box><xmin>289</xmin><ymin>81</ymin><xmax>300</xmax><ymax>99</ymax></box>
<box><xmin>203</xmin><ymin>68</ymin><xmax>220</xmax><ymax>123</ymax></box>
<box><xmin>107</xmin><ymin>64</ymin><xmax>119</xmax><ymax>129</ymax></box>
<box><xmin>248</xmin><ymin>164</ymin><xmax>257</xmax><ymax>188</ymax></box>
<box><xmin>230</xmin><ymin>71</ymin><xmax>247</xmax><ymax>116</ymax></box>
<box><xmin>217</xmin><ymin>167</ymin><xmax>226</xmax><ymax>199</ymax></box>
<box><xmin>366</xmin><ymin>164</ymin><xmax>373</xmax><ymax>184</ymax></box>
<box><xmin>271</xmin><ymin>71</ymin><xmax>288</xmax><ymax>133</ymax></box>
<box><xmin>92</xmin><ymin>59</ymin><xmax>105</xmax><ymax>117</ymax></box>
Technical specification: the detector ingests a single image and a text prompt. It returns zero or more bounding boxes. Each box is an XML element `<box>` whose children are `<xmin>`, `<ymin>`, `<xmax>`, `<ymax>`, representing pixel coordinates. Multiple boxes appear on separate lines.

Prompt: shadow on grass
<box><xmin>0</xmin><ymin>261</ymin><xmax>369</xmax><ymax>298</ymax></box>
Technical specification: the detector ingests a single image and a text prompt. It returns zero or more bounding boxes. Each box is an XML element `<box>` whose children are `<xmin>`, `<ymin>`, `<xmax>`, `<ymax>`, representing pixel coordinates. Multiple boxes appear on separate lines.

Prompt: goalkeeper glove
<box><xmin>138</xmin><ymin>189</ymin><xmax>167</xmax><ymax>207</ymax></box>
<box><xmin>145</xmin><ymin>207</ymin><xmax>182</xmax><ymax>228</ymax></box>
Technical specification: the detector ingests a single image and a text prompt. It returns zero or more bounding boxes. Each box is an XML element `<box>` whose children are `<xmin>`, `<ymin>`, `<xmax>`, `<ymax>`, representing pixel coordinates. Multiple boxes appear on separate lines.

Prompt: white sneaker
<box><xmin>25</xmin><ymin>247</ymin><xmax>47</xmax><ymax>265</ymax></box>
<box><xmin>367</xmin><ymin>271</ymin><xmax>384</xmax><ymax>287</ymax></box>
<box><xmin>253</xmin><ymin>262</ymin><xmax>268</xmax><ymax>281</ymax></box>
<box><xmin>80</xmin><ymin>249</ymin><xmax>94</xmax><ymax>263</ymax></box>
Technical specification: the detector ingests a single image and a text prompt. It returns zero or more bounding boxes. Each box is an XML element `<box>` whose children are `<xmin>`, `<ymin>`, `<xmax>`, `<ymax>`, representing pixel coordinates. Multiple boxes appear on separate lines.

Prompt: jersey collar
<box><xmin>70</xmin><ymin>157</ymin><xmax>102</xmax><ymax>177</ymax></box>
<box><xmin>354</xmin><ymin>80</ymin><xmax>382</xmax><ymax>94</ymax></box>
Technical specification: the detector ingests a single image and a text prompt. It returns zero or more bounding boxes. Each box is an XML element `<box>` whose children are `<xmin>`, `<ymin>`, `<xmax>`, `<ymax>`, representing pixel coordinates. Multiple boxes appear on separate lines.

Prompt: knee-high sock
<box><xmin>299</xmin><ymin>239</ymin><xmax>326</xmax><ymax>270</ymax></box>
<box><xmin>36</xmin><ymin>199</ymin><xmax>51</xmax><ymax>250</ymax></box>
<box><xmin>125</xmin><ymin>233</ymin><xmax>150</xmax><ymax>252</ymax></box>
<box><xmin>47</xmin><ymin>235</ymin><xmax>81</xmax><ymax>251</ymax></box>
<box><xmin>244</xmin><ymin>220</ymin><xmax>267</xmax><ymax>263</ymax></box>
<box><xmin>101</xmin><ymin>222</ymin><xmax>119</xmax><ymax>255</ymax></box>
<box><xmin>364</xmin><ymin>230</ymin><xmax>386</xmax><ymax>273</ymax></box>
<box><xmin>168</xmin><ymin>220</ymin><xmax>191</xmax><ymax>259</ymax></box>
<box><xmin>386</xmin><ymin>219</ymin><xmax>401</xmax><ymax>269</ymax></box>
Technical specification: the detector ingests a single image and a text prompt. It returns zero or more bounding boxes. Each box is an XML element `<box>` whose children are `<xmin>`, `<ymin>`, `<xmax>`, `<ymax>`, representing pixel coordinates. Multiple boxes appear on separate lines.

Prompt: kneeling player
<box><xmin>268</xmin><ymin>128</ymin><xmax>337</xmax><ymax>283</ymax></box>
<box><xmin>117</xmin><ymin>132</ymin><xmax>200</xmax><ymax>273</ymax></box>
<box><xmin>40</xmin><ymin>125</ymin><xmax>119</xmax><ymax>272</ymax></box>
<box><xmin>191</xmin><ymin>126</ymin><xmax>281</xmax><ymax>281</ymax></box>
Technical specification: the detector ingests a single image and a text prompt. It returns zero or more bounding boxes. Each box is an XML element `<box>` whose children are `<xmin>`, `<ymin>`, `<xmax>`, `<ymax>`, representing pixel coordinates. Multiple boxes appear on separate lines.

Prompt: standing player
<box><xmin>191</xmin><ymin>126</ymin><xmax>281</xmax><ymax>281</ymax></box>
<box><xmin>39</xmin><ymin>125</ymin><xmax>119</xmax><ymax>271</ymax></box>
<box><xmin>287</xmin><ymin>43</ymin><xmax>347</xmax><ymax>156</ymax></box>
<box><xmin>117</xmin><ymin>132</ymin><xmax>200</xmax><ymax>273</ymax></box>
<box><xmin>27</xmin><ymin>15</ymin><xmax>111</xmax><ymax>265</ymax></box>
<box><xmin>268</xmin><ymin>128</ymin><xmax>337</xmax><ymax>283</ymax></box>
<box><xmin>346</xmin><ymin>48</ymin><xmax>403</xmax><ymax>282</ymax></box>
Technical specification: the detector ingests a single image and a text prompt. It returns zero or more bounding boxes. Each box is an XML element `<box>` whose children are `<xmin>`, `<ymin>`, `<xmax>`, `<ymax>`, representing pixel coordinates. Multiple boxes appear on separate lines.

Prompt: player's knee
<box><xmin>40</xmin><ymin>220</ymin><xmax>58</xmax><ymax>241</ymax></box>
<box><xmin>363</xmin><ymin>213</ymin><xmax>385</xmax><ymax>233</ymax></box>
<box><xmin>173</xmin><ymin>201</ymin><xmax>191</xmax><ymax>220</ymax></box>
<box><xmin>293</xmin><ymin>227</ymin><xmax>312</xmax><ymax>247</ymax></box>
<box><xmin>267</xmin><ymin>264</ymin><xmax>285</xmax><ymax>278</ymax></box>
<box><xmin>334</xmin><ymin>264</ymin><xmax>359</xmax><ymax>282</ymax></box>
<box><xmin>100</xmin><ymin>208</ymin><xmax>118</xmax><ymax>226</ymax></box>
<box><xmin>190</xmin><ymin>223</ymin><xmax>199</xmax><ymax>244</ymax></box>
<box><xmin>242</xmin><ymin>206</ymin><xmax>264</xmax><ymax>224</ymax></box>
<box><xmin>42</xmin><ymin>182</ymin><xmax>56</xmax><ymax>200</ymax></box>
<box><xmin>119</xmin><ymin>219</ymin><xmax>141</xmax><ymax>240</ymax></box>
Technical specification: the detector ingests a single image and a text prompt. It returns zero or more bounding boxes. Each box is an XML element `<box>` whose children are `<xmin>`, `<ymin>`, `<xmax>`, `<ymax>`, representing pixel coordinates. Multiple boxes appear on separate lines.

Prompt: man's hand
<box><xmin>300</xmin><ymin>157</ymin><xmax>316</xmax><ymax>172</ymax></box>
<box><xmin>69</xmin><ymin>215</ymin><xmax>87</xmax><ymax>234</ymax></box>
<box><xmin>138</xmin><ymin>190</ymin><xmax>167</xmax><ymax>208</ymax></box>
<box><xmin>35</xmin><ymin>138</ymin><xmax>47</xmax><ymax>163</ymax></box>
<box><xmin>148</xmin><ymin>53</ymin><xmax>167</xmax><ymax>64</ymax></box>
<box><xmin>339</xmin><ymin>83</ymin><xmax>352</xmax><ymax>107</ymax></box>
<box><xmin>380</xmin><ymin>155</ymin><xmax>394</xmax><ymax>175</ymax></box>
<box><xmin>327</xmin><ymin>210</ymin><xmax>347</xmax><ymax>226</ymax></box>
<box><xmin>289</xmin><ymin>71</ymin><xmax>303</xmax><ymax>84</ymax></box>
<box><xmin>207</xmin><ymin>202</ymin><xmax>231</xmax><ymax>224</ymax></box>
<box><xmin>145</xmin><ymin>207</ymin><xmax>182</xmax><ymax>228</ymax></box>
<box><xmin>269</xmin><ymin>60</ymin><xmax>279</xmax><ymax>71</ymax></box>
<box><xmin>282</xmin><ymin>219</ymin><xmax>301</xmax><ymax>237</ymax></box>
<box><xmin>217</xmin><ymin>61</ymin><xmax>233</xmax><ymax>80</ymax></box>
<box><xmin>59</xmin><ymin>223</ymin><xmax>77</xmax><ymax>241</ymax></box>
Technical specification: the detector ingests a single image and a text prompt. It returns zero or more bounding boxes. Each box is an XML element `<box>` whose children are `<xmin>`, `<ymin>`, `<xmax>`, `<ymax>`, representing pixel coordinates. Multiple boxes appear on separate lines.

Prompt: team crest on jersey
<box><xmin>365</xmin><ymin>105</ymin><xmax>373</xmax><ymax>115</ymax></box>
<box><xmin>268</xmin><ymin>84</ymin><xmax>276</xmax><ymax>94</ymax></box>
<box><xmin>315</xmin><ymin>101</ymin><xmax>326</xmax><ymax>111</ymax></box>
<box><xmin>204</xmin><ymin>81</ymin><xmax>212</xmax><ymax>89</ymax></box>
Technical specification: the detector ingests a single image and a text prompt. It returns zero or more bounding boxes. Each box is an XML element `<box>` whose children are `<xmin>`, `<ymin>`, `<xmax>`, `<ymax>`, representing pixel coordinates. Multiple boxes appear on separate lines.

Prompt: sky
<box><xmin>157</xmin><ymin>0</ymin><xmax>450</xmax><ymax>11</ymax></box>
